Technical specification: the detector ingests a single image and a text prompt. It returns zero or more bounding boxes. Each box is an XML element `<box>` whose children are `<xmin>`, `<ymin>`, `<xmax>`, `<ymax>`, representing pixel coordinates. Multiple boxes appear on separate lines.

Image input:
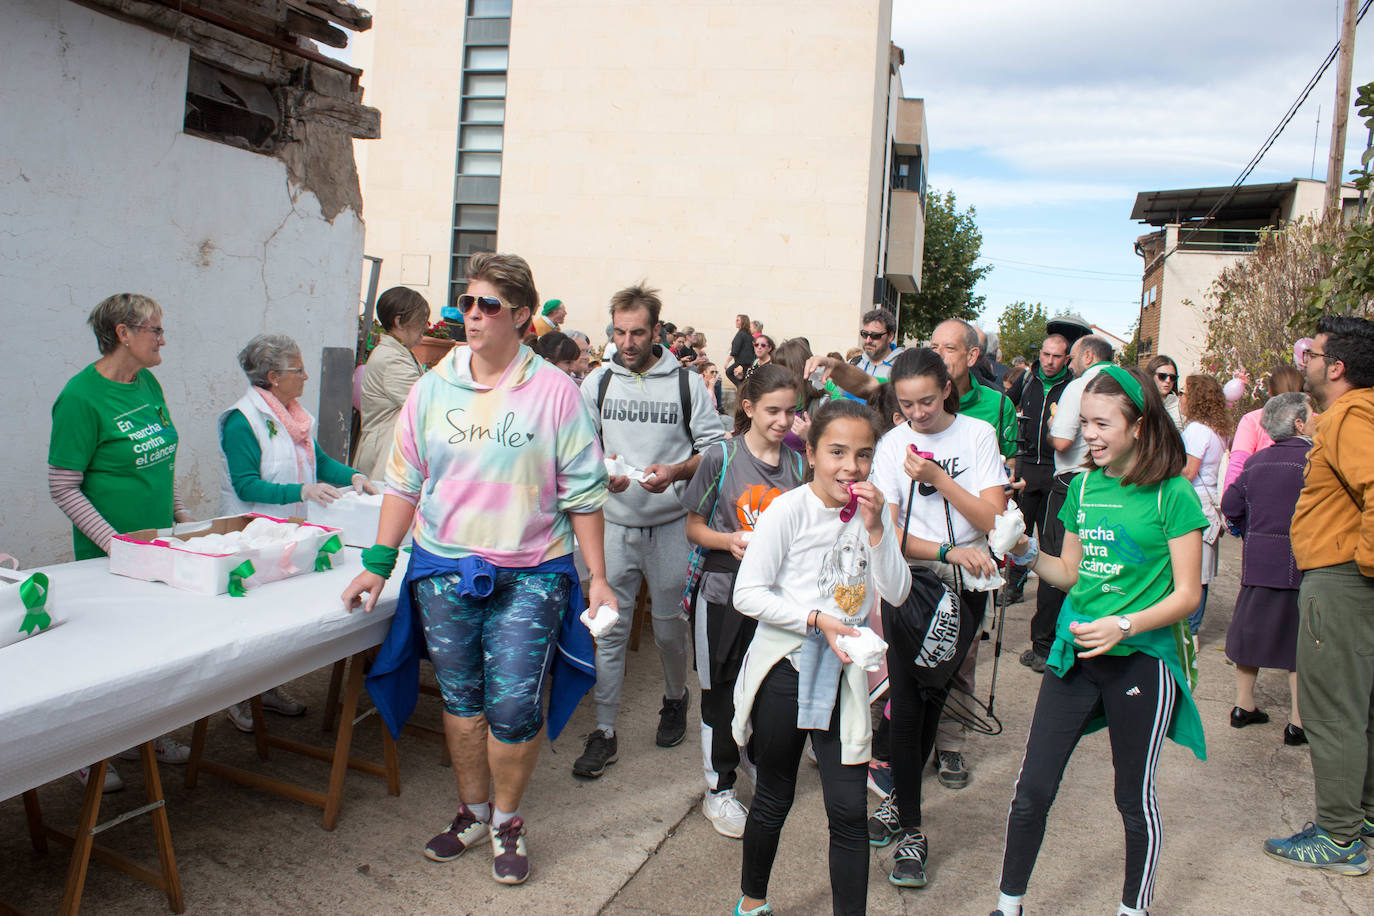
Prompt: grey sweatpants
<box><xmin>595</xmin><ymin>518</ymin><xmax>692</xmax><ymax>730</ymax></box>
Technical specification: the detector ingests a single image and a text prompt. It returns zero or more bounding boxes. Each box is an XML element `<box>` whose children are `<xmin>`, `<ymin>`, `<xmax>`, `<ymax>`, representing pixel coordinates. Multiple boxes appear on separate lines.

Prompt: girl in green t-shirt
<box><xmin>987</xmin><ymin>366</ymin><xmax>1206</xmax><ymax>916</ymax></box>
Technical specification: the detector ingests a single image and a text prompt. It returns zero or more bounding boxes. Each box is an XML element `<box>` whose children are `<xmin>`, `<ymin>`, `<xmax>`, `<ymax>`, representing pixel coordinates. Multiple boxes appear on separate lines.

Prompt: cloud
<box><xmin>896</xmin><ymin>0</ymin><xmax>1374</xmax><ymax>183</ymax></box>
<box><xmin>932</xmin><ymin>175</ymin><xmax>1134</xmax><ymax>209</ymax></box>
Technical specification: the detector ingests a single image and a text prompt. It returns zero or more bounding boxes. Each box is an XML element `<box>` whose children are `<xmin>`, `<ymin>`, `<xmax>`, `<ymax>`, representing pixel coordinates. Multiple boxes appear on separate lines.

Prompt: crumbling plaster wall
<box><xmin>0</xmin><ymin>0</ymin><xmax>365</xmax><ymax>566</ymax></box>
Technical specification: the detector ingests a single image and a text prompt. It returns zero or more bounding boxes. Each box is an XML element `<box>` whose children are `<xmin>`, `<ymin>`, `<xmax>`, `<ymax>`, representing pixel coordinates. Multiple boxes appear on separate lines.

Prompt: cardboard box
<box><xmin>306</xmin><ymin>489</ymin><xmax>409</xmax><ymax>549</ymax></box>
<box><xmin>109</xmin><ymin>514</ymin><xmax>344</xmax><ymax>596</ymax></box>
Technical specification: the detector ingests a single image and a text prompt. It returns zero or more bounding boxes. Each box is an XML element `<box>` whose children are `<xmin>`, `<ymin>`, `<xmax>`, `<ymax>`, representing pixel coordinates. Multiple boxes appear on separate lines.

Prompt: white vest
<box><xmin>218</xmin><ymin>388</ymin><xmax>318</xmax><ymax>518</ymax></box>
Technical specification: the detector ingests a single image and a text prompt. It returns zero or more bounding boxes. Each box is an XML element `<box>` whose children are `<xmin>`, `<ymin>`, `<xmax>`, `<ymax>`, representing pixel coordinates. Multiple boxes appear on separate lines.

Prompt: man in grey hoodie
<box><xmin>574</xmin><ymin>284</ymin><xmax>726</xmax><ymax>778</ymax></box>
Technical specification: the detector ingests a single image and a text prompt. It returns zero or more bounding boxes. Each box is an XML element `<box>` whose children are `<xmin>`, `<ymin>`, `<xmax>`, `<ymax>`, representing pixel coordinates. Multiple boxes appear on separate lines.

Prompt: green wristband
<box><xmin>938</xmin><ymin>543</ymin><xmax>952</xmax><ymax>563</ymax></box>
<box><xmin>361</xmin><ymin>544</ymin><xmax>400</xmax><ymax>578</ymax></box>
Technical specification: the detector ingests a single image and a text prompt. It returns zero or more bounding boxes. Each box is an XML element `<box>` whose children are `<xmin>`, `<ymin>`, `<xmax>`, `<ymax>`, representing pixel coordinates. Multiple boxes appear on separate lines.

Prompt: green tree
<box><xmin>1119</xmin><ymin>319</ymin><xmax>1141</xmax><ymax>367</ymax></box>
<box><xmin>897</xmin><ymin>189</ymin><xmax>991</xmax><ymax>341</ymax></box>
<box><xmin>996</xmin><ymin>301</ymin><xmax>1047</xmax><ymax>363</ymax></box>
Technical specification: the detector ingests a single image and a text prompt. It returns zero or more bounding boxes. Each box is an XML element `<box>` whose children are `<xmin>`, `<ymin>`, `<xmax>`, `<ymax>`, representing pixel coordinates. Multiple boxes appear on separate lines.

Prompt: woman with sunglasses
<box><xmin>50</xmin><ymin>293</ymin><xmax>196</xmax><ymax>789</ymax></box>
<box><xmin>343</xmin><ymin>252</ymin><xmax>613</xmax><ymax>887</ymax></box>
<box><xmin>1145</xmin><ymin>355</ymin><xmax>1183</xmax><ymax>430</ymax></box>
<box><xmin>746</xmin><ymin>335</ymin><xmax>775</xmax><ymax>380</ymax></box>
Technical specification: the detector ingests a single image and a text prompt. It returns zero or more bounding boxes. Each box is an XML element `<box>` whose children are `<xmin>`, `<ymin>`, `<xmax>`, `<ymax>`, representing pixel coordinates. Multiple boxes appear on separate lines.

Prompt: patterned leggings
<box><xmin>413</xmin><ymin>569</ymin><xmax>569</xmax><ymax>743</ymax></box>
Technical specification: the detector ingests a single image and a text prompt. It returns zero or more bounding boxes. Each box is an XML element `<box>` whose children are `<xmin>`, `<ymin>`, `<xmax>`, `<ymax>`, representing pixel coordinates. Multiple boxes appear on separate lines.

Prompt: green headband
<box><xmin>542</xmin><ymin>299</ymin><xmax>562</xmax><ymax>316</ymax></box>
<box><xmin>1100</xmin><ymin>364</ymin><xmax>1145</xmax><ymax>410</ymax></box>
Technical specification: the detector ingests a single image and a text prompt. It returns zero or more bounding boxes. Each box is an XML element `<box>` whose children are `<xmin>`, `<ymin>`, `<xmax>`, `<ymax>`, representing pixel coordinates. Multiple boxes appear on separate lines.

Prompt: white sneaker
<box><xmin>227</xmin><ymin>700</ymin><xmax>255</xmax><ymax>733</ymax></box>
<box><xmin>116</xmin><ymin>735</ymin><xmax>192</xmax><ymax>765</ymax></box>
<box><xmin>261</xmin><ymin>686</ymin><xmax>307</xmax><ymax>717</ymax></box>
<box><xmin>74</xmin><ymin>764</ymin><xmax>124</xmax><ymax>793</ymax></box>
<box><xmin>703</xmin><ymin>788</ymin><xmax>748</xmax><ymax>838</ymax></box>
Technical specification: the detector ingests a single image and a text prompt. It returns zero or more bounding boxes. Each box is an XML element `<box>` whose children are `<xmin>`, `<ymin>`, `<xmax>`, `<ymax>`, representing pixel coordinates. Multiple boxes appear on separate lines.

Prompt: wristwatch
<box><xmin>1116</xmin><ymin>616</ymin><xmax>1133</xmax><ymax>635</ymax></box>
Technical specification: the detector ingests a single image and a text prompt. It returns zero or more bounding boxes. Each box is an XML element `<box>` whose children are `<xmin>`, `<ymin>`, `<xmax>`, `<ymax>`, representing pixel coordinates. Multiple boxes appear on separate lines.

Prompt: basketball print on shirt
<box><xmin>735</xmin><ymin>484</ymin><xmax>784</xmax><ymax>531</ymax></box>
<box><xmin>818</xmin><ymin>531</ymin><xmax>869</xmax><ymax>617</ymax></box>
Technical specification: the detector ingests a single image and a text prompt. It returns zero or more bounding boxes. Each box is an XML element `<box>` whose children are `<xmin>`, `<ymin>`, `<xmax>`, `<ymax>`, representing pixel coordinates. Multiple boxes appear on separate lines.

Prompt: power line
<box><xmin>977</xmin><ymin>256</ymin><xmax>1139</xmax><ymax>281</ymax></box>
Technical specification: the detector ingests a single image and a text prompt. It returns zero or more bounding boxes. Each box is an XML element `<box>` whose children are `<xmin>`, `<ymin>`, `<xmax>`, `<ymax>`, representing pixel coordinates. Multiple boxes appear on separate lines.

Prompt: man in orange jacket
<box><xmin>1265</xmin><ymin>315</ymin><xmax>1374</xmax><ymax>875</ymax></box>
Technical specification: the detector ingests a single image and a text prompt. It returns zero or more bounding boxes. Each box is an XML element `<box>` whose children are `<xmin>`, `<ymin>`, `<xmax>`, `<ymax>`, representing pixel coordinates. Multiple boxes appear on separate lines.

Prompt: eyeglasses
<box><xmin>1301</xmin><ymin>349</ymin><xmax>1330</xmax><ymax>366</ymax></box>
<box><xmin>859</xmin><ymin>331</ymin><xmax>888</xmax><ymax>341</ymax></box>
<box><xmin>1155</xmin><ymin>372</ymin><xmax>1177</xmax><ymax>382</ymax></box>
<box><xmin>276</xmin><ymin>367</ymin><xmax>306</xmax><ymax>375</ymax></box>
<box><xmin>131</xmin><ymin>324</ymin><xmax>165</xmax><ymax>338</ymax></box>
<box><xmin>457</xmin><ymin>294</ymin><xmax>507</xmax><ymax>317</ymax></box>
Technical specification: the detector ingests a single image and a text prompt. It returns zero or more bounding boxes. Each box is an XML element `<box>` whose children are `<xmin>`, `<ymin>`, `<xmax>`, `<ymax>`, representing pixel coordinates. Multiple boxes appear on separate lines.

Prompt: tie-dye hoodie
<box><xmin>385</xmin><ymin>344</ymin><xmax>608</xmax><ymax>566</ymax></box>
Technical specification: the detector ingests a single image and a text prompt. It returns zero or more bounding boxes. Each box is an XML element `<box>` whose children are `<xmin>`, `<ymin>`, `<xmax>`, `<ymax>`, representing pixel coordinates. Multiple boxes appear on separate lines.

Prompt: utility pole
<box><xmin>1326</xmin><ymin>0</ymin><xmax>1358</xmax><ymax>214</ymax></box>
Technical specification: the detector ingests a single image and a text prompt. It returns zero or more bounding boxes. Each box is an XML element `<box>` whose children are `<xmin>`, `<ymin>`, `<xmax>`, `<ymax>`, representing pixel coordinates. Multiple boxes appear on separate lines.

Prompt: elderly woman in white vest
<box><xmin>218</xmin><ymin>333</ymin><xmax>377</xmax><ymax>731</ymax></box>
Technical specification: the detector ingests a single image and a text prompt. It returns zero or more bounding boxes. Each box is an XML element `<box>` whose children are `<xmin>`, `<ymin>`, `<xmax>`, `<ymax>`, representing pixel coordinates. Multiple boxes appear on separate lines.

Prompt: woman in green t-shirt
<box><xmin>49</xmin><ymin>293</ymin><xmax>195</xmax><ymax>791</ymax></box>
<box><xmin>986</xmin><ymin>366</ymin><xmax>1207</xmax><ymax>916</ymax></box>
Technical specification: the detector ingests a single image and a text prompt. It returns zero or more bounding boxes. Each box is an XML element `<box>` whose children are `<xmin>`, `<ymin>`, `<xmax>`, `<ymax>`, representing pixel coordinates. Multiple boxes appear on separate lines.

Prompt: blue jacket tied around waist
<box><xmin>365</xmin><ymin>543</ymin><xmax>596</xmax><ymax>741</ymax></box>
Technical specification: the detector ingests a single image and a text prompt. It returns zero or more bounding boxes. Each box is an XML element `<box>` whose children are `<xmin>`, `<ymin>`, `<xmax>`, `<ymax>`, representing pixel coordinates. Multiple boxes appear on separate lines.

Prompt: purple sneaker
<box><xmin>424</xmin><ymin>804</ymin><xmax>487</xmax><ymax>862</ymax></box>
<box><xmin>491</xmin><ymin>816</ymin><xmax>530</xmax><ymax>885</ymax></box>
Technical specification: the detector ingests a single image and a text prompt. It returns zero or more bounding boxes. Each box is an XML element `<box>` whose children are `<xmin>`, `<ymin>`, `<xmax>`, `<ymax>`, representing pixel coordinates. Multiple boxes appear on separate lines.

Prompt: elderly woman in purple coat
<box><xmin>1221</xmin><ymin>392</ymin><xmax>1314</xmax><ymax>745</ymax></box>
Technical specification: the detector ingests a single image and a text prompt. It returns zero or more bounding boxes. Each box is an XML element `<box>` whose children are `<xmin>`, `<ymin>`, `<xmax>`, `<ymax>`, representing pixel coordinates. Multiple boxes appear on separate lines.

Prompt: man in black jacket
<box><xmin>1006</xmin><ymin>334</ymin><xmax>1072</xmax><ymax>669</ymax></box>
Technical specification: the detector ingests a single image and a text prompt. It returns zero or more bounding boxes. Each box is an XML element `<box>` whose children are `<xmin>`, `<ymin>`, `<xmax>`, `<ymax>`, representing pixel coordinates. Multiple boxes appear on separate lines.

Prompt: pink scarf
<box><xmin>258</xmin><ymin>387</ymin><xmax>316</xmax><ymax>483</ymax></box>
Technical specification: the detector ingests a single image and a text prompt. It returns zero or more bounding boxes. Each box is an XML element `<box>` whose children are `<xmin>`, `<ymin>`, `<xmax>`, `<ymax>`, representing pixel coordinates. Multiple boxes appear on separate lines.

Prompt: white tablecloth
<box><xmin>0</xmin><ymin>550</ymin><xmax>402</xmax><ymax>801</ymax></box>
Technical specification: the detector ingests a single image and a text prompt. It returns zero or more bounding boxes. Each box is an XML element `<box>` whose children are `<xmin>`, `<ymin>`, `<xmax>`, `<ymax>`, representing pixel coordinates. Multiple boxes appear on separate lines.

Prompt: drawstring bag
<box><xmin>880</xmin><ymin>479</ymin><xmax>978</xmax><ymax>692</ymax></box>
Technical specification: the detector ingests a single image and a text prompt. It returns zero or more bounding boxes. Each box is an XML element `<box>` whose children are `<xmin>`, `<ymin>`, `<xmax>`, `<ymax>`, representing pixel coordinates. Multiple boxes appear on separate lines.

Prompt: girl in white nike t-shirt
<box><xmin>867</xmin><ymin>347</ymin><xmax>1008</xmax><ymax>890</ymax></box>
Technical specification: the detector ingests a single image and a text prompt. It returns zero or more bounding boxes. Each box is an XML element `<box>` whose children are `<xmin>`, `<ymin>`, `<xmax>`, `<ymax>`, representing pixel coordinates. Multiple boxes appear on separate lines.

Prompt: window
<box><xmin>459</xmin><ymin>152</ymin><xmax>502</xmax><ymax>175</ymax></box>
<box><xmin>469</xmin><ymin>0</ymin><xmax>512</xmax><ymax>16</ymax></box>
<box><xmin>465</xmin><ymin>74</ymin><xmax>507</xmax><ymax>98</ymax></box>
<box><xmin>463</xmin><ymin>99</ymin><xmax>505</xmax><ymax>123</ymax></box>
<box><xmin>454</xmin><ymin>231</ymin><xmax>496</xmax><ymax>256</ymax></box>
<box><xmin>459</xmin><ymin>125</ymin><xmax>503</xmax><ymax>151</ymax></box>
<box><xmin>465</xmin><ymin>47</ymin><xmax>508</xmax><ymax>71</ymax></box>
<box><xmin>456</xmin><ymin>205</ymin><xmax>498</xmax><ymax>230</ymax></box>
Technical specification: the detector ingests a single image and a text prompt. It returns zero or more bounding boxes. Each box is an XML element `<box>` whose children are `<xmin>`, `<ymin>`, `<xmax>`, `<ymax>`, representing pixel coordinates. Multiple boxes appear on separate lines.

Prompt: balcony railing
<box><xmin>1175</xmin><ymin>227</ymin><xmax>1264</xmax><ymax>253</ymax></box>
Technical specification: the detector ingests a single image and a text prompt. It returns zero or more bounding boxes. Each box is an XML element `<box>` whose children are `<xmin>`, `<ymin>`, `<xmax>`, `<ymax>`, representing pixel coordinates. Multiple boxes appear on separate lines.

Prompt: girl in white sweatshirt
<box><xmin>730</xmin><ymin>399</ymin><xmax>911</xmax><ymax>916</ymax></box>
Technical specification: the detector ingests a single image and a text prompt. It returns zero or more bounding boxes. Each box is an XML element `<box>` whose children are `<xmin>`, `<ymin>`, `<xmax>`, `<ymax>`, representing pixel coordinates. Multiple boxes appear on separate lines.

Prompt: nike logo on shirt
<box><xmin>918</xmin><ymin>459</ymin><xmax>966</xmax><ymax>496</ymax></box>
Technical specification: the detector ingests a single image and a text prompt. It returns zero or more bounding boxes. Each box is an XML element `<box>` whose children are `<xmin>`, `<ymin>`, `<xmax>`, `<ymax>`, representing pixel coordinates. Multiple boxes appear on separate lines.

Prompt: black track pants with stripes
<box><xmin>998</xmin><ymin>651</ymin><xmax>1177</xmax><ymax>911</ymax></box>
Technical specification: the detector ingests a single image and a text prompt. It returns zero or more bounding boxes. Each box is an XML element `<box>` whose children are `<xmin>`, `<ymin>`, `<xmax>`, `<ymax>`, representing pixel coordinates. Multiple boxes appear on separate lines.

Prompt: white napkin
<box><xmin>604</xmin><ymin>456</ymin><xmax>647</xmax><ymax>482</ymax></box>
<box><xmin>579</xmin><ymin>605</ymin><xmax>620</xmax><ymax>638</ymax></box>
<box><xmin>835</xmin><ymin>626</ymin><xmax>889</xmax><ymax>671</ymax></box>
<box><xmin>964</xmin><ymin>568</ymin><xmax>1006</xmax><ymax>592</ymax></box>
<box><xmin>989</xmin><ymin>503</ymin><xmax>1027</xmax><ymax>556</ymax></box>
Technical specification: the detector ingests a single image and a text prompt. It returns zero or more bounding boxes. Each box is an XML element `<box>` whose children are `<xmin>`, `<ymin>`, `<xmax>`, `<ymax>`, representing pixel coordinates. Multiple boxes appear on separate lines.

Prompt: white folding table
<box><xmin>0</xmin><ymin>550</ymin><xmax>403</xmax><ymax>914</ymax></box>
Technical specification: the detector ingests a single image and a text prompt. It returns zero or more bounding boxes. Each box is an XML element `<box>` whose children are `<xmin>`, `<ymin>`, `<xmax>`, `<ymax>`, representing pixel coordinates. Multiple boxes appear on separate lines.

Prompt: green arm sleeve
<box><xmin>314</xmin><ymin>441</ymin><xmax>359</xmax><ymax>487</ymax></box>
<box><xmin>220</xmin><ymin>411</ymin><xmax>304</xmax><ymax>506</ymax></box>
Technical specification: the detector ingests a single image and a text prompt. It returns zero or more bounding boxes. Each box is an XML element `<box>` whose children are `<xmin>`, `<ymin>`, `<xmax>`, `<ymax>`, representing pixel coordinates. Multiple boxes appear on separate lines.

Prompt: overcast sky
<box><xmin>891</xmin><ymin>0</ymin><xmax>1374</xmax><ymax>340</ymax></box>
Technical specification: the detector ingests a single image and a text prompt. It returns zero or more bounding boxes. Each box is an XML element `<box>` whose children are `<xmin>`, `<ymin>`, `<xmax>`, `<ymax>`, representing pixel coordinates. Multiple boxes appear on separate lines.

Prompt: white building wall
<box><xmin>0</xmin><ymin>0</ymin><xmax>365</xmax><ymax>566</ymax></box>
<box><xmin>498</xmin><ymin>0</ymin><xmax>891</xmax><ymax>359</ymax></box>
<box><xmin>351</xmin><ymin>0</ymin><xmax>466</xmax><ymax>313</ymax></box>
<box><xmin>1156</xmin><ymin>228</ymin><xmax>1246</xmax><ymax>374</ymax></box>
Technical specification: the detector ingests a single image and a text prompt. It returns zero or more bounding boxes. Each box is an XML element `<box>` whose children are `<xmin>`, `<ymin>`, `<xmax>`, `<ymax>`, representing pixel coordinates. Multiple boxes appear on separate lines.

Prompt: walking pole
<box><xmin>985</xmin><ymin>557</ymin><xmax>1008</xmax><ymax>719</ymax></box>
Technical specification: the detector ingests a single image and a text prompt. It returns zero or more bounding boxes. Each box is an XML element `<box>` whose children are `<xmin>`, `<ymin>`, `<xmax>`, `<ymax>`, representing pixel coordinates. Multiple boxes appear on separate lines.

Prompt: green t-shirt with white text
<box><xmin>1060</xmin><ymin>470</ymin><xmax>1206</xmax><ymax>621</ymax></box>
<box><xmin>49</xmin><ymin>364</ymin><xmax>179</xmax><ymax>559</ymax></box>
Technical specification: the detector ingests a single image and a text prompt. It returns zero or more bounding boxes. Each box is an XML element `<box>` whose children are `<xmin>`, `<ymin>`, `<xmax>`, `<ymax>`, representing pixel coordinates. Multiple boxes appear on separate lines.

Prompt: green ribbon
<box><xmin>360</xmin><ymin>544</ymin><xmax>399</xmax><ymax>578</ymax></box>
<box><xmin>314</xmin><ymin>534</ymin><xmax>343</xmax><ymax>572</ymax></box>
<box><xmin>227</xmin><ymin>560</ymin><xmax>256</xmax><ymax>597</ymax></box>
<box><xmin>17</xmin><ymin>573</ymin><xmax>51</xmax><ymax>635</ymax></box>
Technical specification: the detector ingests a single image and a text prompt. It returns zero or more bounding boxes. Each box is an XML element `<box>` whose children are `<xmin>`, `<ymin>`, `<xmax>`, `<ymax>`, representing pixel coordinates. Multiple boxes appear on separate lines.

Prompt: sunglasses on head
<box><xmin>1155</xmin><ymin>372</ymin><xmax>1177</xmax><ymax>382</ymax></box>
<box><xmin>859</xmin><ymin>331</ymin><xmax>887</xmax><ymax>340</ymax></box>
<box><xmin>457</xmin><ymin>294</ymin><xmax>508</xmax><ymax>317</ymax></box>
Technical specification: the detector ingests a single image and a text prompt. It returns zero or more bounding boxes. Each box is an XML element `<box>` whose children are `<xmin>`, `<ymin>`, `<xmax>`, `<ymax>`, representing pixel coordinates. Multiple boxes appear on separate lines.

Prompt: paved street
<box><xmin>3</xmin><ymin>538</ymin><xmax>1372</xmax><ymax>914</ymax></box>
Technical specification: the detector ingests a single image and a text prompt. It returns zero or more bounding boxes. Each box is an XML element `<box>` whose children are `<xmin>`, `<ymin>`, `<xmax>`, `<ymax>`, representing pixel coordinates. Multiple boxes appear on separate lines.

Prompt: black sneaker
<box><xmin>1018</xmin><ymin>649</ymin><xmax>1046</xmax><ymax>673</ymax></box>
<box><xmin>889</xmin><ymin>829</ymin><xmax>929</xmax><ymax>887</ymax></box>
<box><xmin>655</xmin><ymin>694</ymin><xmax>690</xmax><ymax>748</ymax></box>
<box><xmin>1284</xmin><ymin>723</ymin><xmax>1308</xmax><ymax>746</ymax></box>
<box><xmin>868</xmin><ymin>791</ymin><xmax>901</xmax><ymax>847</ymax></box>
<box><xmin>935</xmin><ymin>750</ymin><xmax>970</xmax><ymax>789</ymax></box>
<box><xmin>572</xmin><ymin>729</ymin><xmax>618</xmax><ymax>778</ymax></box>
